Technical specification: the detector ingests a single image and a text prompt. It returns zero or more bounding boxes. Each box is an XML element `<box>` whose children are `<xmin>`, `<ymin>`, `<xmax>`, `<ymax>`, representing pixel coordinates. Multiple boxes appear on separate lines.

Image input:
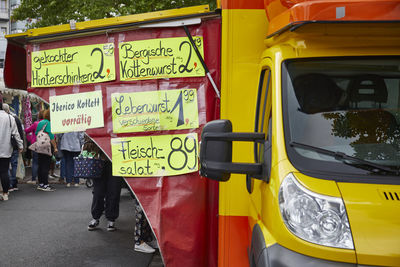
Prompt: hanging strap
<box><xmin>8</xmin><ymin>115</ymin><xmax>13</xmax><ymax>139</ymax></box>
<box><xmin>183</xmin><ymin>25</ymin><xmax>220</xmax><ymax>98</ymax></box>
<box><xmin>39</xmin><ymin>121</ymin><xmax>49</xmax><ymax>134</ymax></box>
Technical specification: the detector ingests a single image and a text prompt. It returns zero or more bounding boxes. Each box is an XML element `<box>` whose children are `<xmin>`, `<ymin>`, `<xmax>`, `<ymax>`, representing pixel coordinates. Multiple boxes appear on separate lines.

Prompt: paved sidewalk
<box><xmin>1</xmin><ymin>164</ymin><xmax>164</xmax><ymax>267</ymax></box>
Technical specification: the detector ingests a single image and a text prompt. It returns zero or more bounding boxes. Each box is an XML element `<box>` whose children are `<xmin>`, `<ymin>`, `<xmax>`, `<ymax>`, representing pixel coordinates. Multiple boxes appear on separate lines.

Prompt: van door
<box><xmin>248</xmin><ymin>61</ymin><xmax>273</xmax><ymax>266</ymax></box>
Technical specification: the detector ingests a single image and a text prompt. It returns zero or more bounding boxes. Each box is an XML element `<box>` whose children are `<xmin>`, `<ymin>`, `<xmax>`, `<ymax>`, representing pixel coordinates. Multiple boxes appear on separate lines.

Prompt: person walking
<box><xmin>0</xmin><ymin>100</ymin><xmax>23</xmax><ymax>200</ymax></box>
<box><xmin>133</xmin><ymin>198</ymin><xmax>156</xmax><ymax>253</ymax></box>
<box><xmin>35</xmin><ymin>109</ymin><xmax>58</xmax><ymax>192</ymax></box>
<box><xmin>56</xmin><ymin>134</ymin><xmax>66</xmax><ymax>184</ymax></box>
<box><xmin>88</xmin><ymin>159</ymin><xmax>123</xmax><ymax>231</ymax></box>
<box><xmin>24</xmin><ymin>110</ymin><xmax>44</xmax><ymax>184</ymax></box>
<box><xmin>59</xmin><ymin>131</ymin><xmax>84</xmax><ymax>187</ymax></box>
<box><xmin>3</xmin><ymin>103</ymin><xmax>24</xmax><ymax>191</ymax></box>
<box><xmin>85</xmin><ymin>139</ymin><xmax>122</xmax><ymax>231</ymax></box>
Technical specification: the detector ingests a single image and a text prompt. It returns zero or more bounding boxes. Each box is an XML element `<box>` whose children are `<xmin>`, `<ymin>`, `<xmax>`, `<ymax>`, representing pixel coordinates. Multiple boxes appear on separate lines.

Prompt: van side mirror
<box><xmin>200</xmin><ymin>120</ymin><xmax>265</xmax><ymax>181</ymax></box>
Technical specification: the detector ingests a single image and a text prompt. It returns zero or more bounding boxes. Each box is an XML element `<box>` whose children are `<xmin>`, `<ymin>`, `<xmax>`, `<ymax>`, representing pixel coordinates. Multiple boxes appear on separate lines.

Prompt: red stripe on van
<box><xmin>221</xmin><ymin>0</ymin><xmax>265</xmax><ymax>9</ymax></box>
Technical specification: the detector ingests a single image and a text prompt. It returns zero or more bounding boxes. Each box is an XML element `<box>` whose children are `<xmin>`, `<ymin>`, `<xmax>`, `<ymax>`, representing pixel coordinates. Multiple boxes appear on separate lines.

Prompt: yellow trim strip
<box><xmin>6</xmin><ymin>5</ymin><xmax>209</xmax><ymax>39</ymax></box>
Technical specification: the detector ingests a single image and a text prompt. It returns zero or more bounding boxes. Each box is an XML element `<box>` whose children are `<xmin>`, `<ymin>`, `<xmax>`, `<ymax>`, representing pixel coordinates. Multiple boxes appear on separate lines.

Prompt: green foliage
<box><xmin>12</xmin><ymin>0</ymin><xmax>216</xmax><ymax>29</ymax></box>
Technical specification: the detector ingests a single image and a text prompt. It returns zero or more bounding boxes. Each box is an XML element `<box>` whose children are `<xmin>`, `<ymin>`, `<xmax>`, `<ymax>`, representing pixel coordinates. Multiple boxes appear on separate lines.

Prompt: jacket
<box><xmin>60</xmin><ymin>132</ymin><xmax>84</xmax><ymax>152</ymax></box>
<box><xmin>0</xmin><ymin>110</ymin><xmax>23</xmax><ymax>158</ymax></box>
<box><xmin>25</xmin><ymin>120</ymin><xmax>39</xmax><ymax>144</ymax></box>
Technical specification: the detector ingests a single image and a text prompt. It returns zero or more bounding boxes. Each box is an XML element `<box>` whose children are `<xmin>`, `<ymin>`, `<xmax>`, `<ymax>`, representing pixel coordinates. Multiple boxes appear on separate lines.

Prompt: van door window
<box><xmin>247</xmin><ymin>68</ymin><xmax>272</xmax><ymax>192</ymax></box>
<box><xmin>254</xmin><ymin>68</ymin><xmax>271</xmax><ymax>162</ymax></box>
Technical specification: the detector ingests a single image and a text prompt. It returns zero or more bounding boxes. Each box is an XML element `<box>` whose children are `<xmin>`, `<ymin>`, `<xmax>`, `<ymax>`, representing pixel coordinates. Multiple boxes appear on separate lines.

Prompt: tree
<box><xmin>12</xmin><ymin>0</ymin><xmax>216</xmax><ymax>29</ymax></box>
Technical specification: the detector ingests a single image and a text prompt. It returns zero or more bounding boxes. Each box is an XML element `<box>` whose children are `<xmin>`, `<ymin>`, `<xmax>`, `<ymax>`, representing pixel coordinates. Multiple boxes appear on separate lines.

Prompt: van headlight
<box><xmin>279</xmin><ymin>173</ymin><xmax>354</xmax><ymax>249</ymax></box>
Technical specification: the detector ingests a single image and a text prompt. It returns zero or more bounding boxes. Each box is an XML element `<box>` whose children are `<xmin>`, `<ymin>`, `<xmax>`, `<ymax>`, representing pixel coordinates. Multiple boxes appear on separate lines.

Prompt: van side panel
<box><xmin>219</xmin><ymin>0</ymin><xmax>268</xmax><ymax>266</ymax></box>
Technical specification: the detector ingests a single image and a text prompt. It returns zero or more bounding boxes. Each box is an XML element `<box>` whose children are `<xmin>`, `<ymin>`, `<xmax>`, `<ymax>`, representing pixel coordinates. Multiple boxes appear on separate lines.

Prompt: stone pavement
<box><xmin>1</xmin><ymin>163</ymin><xmax>164</xmax><ymax>267</ymax></box>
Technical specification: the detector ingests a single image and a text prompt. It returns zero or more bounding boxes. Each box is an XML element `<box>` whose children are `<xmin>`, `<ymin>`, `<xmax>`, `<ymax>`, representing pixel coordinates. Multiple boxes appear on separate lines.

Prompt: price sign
<box><xmin>31</xmin><ymin>43</ymin><xmax>116</xmax><ymax>87</ymax></box>
<box><xmin>111</xmin><ymin>133</ymin><xmax>198</xmax><ymax>177</ymax></box>
<box><xmin>111</xmin><ymin>89</ymin><xmax>199</xmax><ymax>133</ymax></box>
<box><xmin>50</xmin><ymin>90</ymin><xmax>104</xmax><ymax>133</ymax></box>
<box><xmin>119</xmin><ymin>36</ymin><xmax>205</xmax><ymax>81</ymax></box>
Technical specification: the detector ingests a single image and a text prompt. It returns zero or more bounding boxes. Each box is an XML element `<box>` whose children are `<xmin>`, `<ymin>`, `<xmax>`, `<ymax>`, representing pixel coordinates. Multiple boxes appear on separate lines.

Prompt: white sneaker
<box><xmin>88</xmin><ymin>219</ymin><xmax>99</xmax><ymax>231</ymax></box>
<box><xmin>74</xmin><ymin>183</ymin><xmax>79</xmax><ymax>187</ymax></box>
<box><xmin>66</xmin><ymin>183</ymin><xmax>71</xmax><ymax>187</ymax></box>
<box><xmin>27</xmin><ymin>180</ymin><xmax>37</xmax><ymax>184</ymax></box>
<box><xmin>2</xmin><ymin>193</ymin><xmax>9</xmax><ymax>201</ymax></box>
<box><xmin>106</xmin><ymin>221</ymin><xmax>116</xmax><ymax>231</ymax></box>
<box><xmin>134</xmin><ymin>242</ymin><xmax>155</xmax><ymax>253</ymax></box>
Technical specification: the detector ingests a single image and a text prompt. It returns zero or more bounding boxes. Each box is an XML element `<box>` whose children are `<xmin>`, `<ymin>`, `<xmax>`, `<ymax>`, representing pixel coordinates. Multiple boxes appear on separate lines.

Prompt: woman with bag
<box><xmin>34</xmin><ymin>109</ymin><xmax>58</xmax><ymax>192</ymax></box>
<box><xmin>24</xmin><ymin>110</ymin><xmax>44</xmax><ymax>184</ymax></box>
<box><xmin>0</xmin><ymin>100</ymin><xmax>23</xmax><ymax>201</ymax></box>
<box><xmin>59</xmin><ymin>131</ymin><xmax>84</xmax><ymax>187</ymax></box>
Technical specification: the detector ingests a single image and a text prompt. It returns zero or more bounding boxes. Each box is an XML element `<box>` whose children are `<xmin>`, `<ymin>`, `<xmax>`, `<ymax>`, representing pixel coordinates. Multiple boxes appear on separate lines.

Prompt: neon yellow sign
<box><xmin>111</xmin><ymin>133</ymin><xmax>198</xmax><ymax>177</ymax></box>
<box><xmin>119</xmin><ymin>36</ymin><xmax>205</xmax><ymax>81</ymax></box>
<box><xmin>31</xmin><ymin>43</ymin><xmax>116</xmax><ymax>87</ymax></box>
<box><xmin>111</xmin><ymin>89</ymin><xmax>199</xmax><ymax>133</ymax></box>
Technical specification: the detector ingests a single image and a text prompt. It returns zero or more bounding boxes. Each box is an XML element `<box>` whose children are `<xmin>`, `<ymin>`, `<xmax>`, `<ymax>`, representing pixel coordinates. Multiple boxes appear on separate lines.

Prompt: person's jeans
<box><xmin>63</xmin><ymin>150</ymin><xmax>80</xmax><ymax>184</ymax></box>
<box><xmin>60</xmin><ymin>156</ymin><xmax>66</xmax><ymax>179</ymax></box>
<box><xmin>9</xmin><ymin>150</ymin><xmax>18</xmax><ymax>188</ymax></box>
<box><xmin>91</xmin><ymin>162</ymin><xmax>122</xmax><ymax>221</ymax></box>
<box><xmin>31</xmin><ymin>152</ymin><xmax>39</xmax><ymax>181</ymax></box>
<box><xmin>0</xmin><ymin>158</ymin><xmax>11</xmax><ymax>193</ymax></box>
<box><xmin>38</xmin><ymin>153</ymin><xmax>51</xmax><ymax>186</ymax></box>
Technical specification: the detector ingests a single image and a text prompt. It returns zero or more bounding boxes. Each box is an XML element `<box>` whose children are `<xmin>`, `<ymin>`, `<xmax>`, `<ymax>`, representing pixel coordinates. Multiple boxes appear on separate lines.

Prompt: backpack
<box><xmin>28</xmin><ymin>122</ymin><xmax>52</xmax><ymax>156</ymax></box>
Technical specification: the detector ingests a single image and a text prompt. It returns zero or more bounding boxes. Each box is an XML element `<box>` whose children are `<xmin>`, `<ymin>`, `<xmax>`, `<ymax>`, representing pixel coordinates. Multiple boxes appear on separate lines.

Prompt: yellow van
<box><xmin>201</xmin><ymin>0</ymin><xmax>400</xmax><ymax>266</ymax></box>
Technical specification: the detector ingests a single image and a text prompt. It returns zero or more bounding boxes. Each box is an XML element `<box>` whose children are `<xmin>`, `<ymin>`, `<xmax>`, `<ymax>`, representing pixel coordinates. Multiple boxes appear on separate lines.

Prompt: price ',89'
<box><xmin>167</xmin><ymin>135</ymin><xmax>197</xmax><ymax>171</ymax></box>
<box><xmin>111</xmin><ymin>133</ymin><xmax>199</xmax><ymax>177</ymax></box>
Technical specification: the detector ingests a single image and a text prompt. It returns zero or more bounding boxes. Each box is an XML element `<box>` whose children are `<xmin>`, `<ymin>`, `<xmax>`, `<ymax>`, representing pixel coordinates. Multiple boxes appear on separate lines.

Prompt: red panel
<box><xmin>221</xmin><ymin>0</ymin><xmax>265</xmax><ymax>9</ymax></box>
<box><xmin>4</xmin><ymin>42</ymin><xmax>27</xmax><ymax>90</ymax></box>
<box><xmin>218</xmin><ymin>215</ymin><xmax>250</xmax><ymax>267</ymax></box>
<box><xmin>27</xmin><ymin>17</ymin><xmax>221</xmax><ymax>267</ymax></box>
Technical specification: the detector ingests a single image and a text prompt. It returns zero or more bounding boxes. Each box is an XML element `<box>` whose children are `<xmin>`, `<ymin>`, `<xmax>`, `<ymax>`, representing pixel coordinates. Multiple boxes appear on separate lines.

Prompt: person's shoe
<box><xmin>66</xmin><ymin>183</ymin><xmax>71</xmax><ymax>187</ymax></box>
<box><xmin>37</xmin><ymin>184</ymin><xmax>44</xmax><ymax>190</ymax></box>
<box><xmin>12</xmin><ymin>186</ymin><xmax>19</xmax><ymax>191</ymax></box>
<box><xmin>134</xmin><ymin>242</ymin><xmax>155</xmax><ymax>253</ymax></box>
<box><xmin>27</xmin><ymin>180</ymin><xmax>37</xmax><ymax>184</ymax></box>
<box><xmin>8</xmin><ymin>187</ymin><xmax>15</xmax><ymax>192</ymax></box>
<box><xmin>148</xmin><ymin>239</ymin><xmax>159</xmax><ymax>249</ymax></box>
<box><xmin>2</xmin><ymin>193</ymin><xmax>9</xmax><ymax>201</ymax></box>
<box><xmin>88</xmin><ymin>219</ymin><xmax>99</xmax><ymax>231</ymax></box>
<box><xmin>41</xmin><ymin>185</ymin><xmax>55</xmax><ymax>192</ymax></box>
<box><xmin>106</xmin><ymin>221</ymin><xmax>116</xmax><ymax>232</ymax></box>
<box><xmin>74</xmin><ymin>183</ymin><xmax>79</xmax><ymax>187</ymax></box>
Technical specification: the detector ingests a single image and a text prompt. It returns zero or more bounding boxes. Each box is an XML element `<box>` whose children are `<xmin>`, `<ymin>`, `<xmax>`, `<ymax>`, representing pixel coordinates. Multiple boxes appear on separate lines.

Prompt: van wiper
<box><xmin>290</xmin><ymin>141</ymin><xmax>400</xmax><ymax>175</ymax></box>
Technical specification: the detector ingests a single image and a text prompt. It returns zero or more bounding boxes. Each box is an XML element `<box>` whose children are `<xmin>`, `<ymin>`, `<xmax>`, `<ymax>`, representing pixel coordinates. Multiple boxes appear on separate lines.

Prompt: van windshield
<box><xmin>282</xmin><ymin>58</ymin><xmax>400</xmax><ymax>178</ymax></box>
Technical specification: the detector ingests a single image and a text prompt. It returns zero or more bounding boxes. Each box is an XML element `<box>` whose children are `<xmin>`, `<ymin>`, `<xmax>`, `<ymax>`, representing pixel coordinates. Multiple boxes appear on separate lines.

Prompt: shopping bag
<box><xmin>28</xmin><ymin>122</ymin><xmax>51</xmax><ymax>156</ymax></box>
<box><xmin>16</xmin><ymin>153</ymin><xmax>25</xmax><ymax>179</ymax></box>
<box><xmin>73</xmin><ymin>151</ymin><xmax>104</xmax><ymax>179</ymax></box>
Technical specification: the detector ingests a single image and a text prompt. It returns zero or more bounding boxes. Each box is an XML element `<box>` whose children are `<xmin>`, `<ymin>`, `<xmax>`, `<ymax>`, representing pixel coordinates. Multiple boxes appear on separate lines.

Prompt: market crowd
<box><xmin>0</xmin><ymin>98</ymin><xmax>157</xmax><ymax>254</ymax></box>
